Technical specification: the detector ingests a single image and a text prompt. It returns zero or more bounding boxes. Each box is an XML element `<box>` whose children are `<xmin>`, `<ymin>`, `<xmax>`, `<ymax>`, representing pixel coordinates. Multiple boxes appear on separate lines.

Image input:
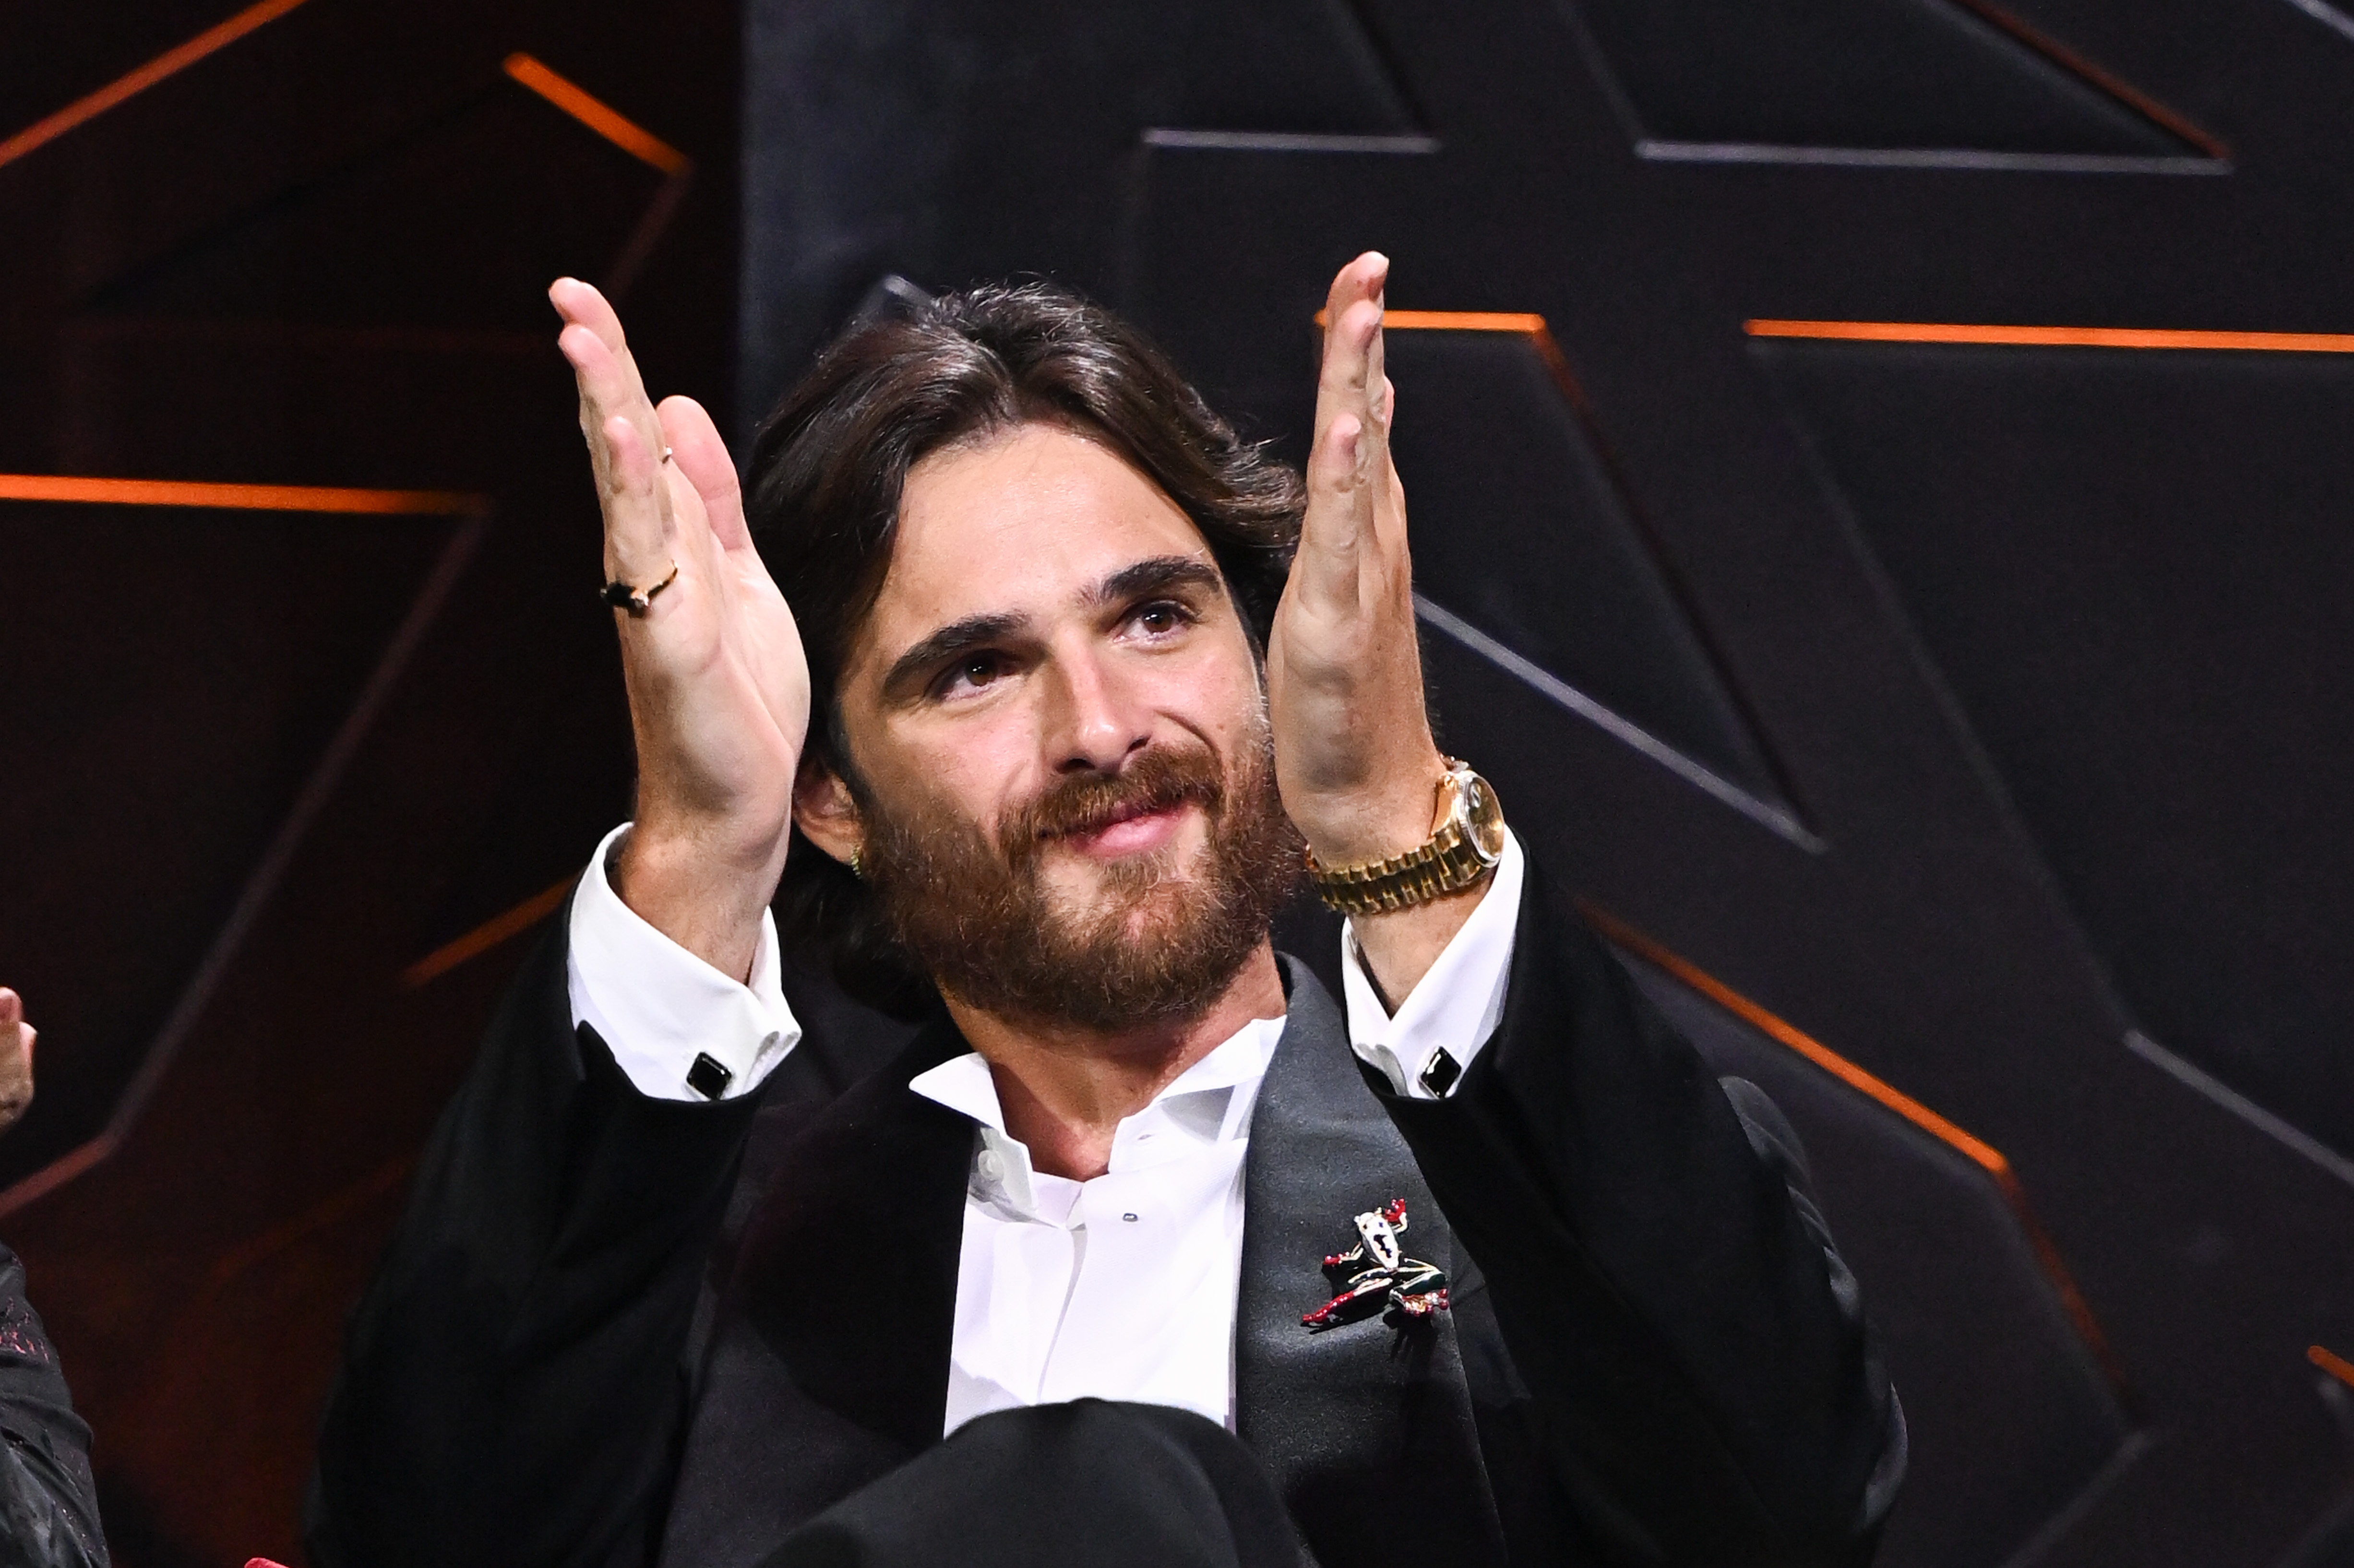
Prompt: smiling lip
<box><xmin>1057</xmin><ymin>801</ymin><xmax>1189</xmax><ymax>858</ymax></box>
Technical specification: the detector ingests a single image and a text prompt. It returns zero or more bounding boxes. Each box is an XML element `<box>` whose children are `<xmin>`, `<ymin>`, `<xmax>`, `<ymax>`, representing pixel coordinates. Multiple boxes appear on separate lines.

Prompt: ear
<box><xmin>793</xmin><ymin>754</ymin><xmax>865</xmax><ymax>868</ymax></box>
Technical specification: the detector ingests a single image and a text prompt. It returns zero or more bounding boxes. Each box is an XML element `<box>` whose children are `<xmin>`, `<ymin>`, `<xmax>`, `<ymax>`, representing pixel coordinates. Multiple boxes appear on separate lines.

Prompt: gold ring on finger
<box><xmin>600</xmin><ymin>560</ymin><xmax>679</xmax><ymax>617</ymax></box>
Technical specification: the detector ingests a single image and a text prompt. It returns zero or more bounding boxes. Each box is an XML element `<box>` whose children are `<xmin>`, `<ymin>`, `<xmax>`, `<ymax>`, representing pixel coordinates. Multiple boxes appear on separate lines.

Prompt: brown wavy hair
<box><xmin>743</xmin><ymin>281</ymin><xmax>1305</xmax><ymax>1016</ymax></box>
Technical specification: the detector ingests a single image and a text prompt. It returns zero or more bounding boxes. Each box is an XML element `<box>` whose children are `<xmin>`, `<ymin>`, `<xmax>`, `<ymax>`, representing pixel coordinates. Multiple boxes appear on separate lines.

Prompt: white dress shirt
<box><xmin>565</xmin><ymin>821</ymin><xmax>1527</xmax><ymax>1433</ymax></box>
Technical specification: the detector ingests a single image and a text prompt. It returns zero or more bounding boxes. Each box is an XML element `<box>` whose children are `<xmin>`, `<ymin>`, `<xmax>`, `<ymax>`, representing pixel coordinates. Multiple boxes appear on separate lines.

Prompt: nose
<box><xmin>1043</xmin><ymin>642</ymin><xmax>1150</xmax><ymax>774</ymax></box>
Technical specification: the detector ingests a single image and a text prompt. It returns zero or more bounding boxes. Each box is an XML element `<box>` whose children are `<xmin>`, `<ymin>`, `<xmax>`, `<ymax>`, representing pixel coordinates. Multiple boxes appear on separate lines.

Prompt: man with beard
<box><xmin>311</xmin><ymin>254</ymin><xmax>1904</xmax><ymax>1568</ymax></box>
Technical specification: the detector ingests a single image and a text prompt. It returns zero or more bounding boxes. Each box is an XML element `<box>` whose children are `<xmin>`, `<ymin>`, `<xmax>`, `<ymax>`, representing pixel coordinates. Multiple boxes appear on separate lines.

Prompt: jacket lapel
<box><xmin>660</xmin><ymin>1015</ymin><xmax>976</xmax><ymax>1568</ymax></box>
<box><xmin>1235</xmin><ymin>957</ymin><xmax>1509</xmax><ymax>1566</ymax></box>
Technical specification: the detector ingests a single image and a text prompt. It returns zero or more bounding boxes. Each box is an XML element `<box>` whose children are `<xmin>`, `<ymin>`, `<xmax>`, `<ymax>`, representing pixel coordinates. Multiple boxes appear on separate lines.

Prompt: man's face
<box><xmin>825</xmin><ymin>420</ymin><xmax>1300</xmax><ymax>1029</ymax></box>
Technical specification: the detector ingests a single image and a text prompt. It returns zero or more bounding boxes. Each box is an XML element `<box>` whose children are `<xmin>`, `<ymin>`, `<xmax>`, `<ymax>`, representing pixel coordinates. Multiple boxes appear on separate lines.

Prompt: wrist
<box><xmin>1295</xmin><ymin>748</ymin><xmax>1452</xmax><ymax>867</ymax></box>
<box><xmin>612</xmin><ymin>818</ymin><xmax>788</xmax><ymax>983</ymax></box>
<box><xmin>626</xmin><ymin>801</ymin><xmax>792</xmax><ymax>879</ymax></box>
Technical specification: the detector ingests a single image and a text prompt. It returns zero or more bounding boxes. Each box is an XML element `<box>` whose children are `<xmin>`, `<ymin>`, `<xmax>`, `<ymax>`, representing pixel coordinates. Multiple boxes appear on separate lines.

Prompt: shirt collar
<box><xmin>909</xmin><ymin>1013</ymin><xmax>1284</xmax><ymax>1221</ymax></box>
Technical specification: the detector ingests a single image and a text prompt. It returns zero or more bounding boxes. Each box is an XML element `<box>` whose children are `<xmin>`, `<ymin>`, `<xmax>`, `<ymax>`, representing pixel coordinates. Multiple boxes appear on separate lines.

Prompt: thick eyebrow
<box><xmin>1087</xmin><ymin>555</ymin><xmax>1225</xmax><ymax>609</ymax></box>
<box><xmin>879</xmin><ymin>556</ymin><xmax>1227</xmax><ymax>703</ymax></box>
<box><xmin>880</xmin><ymin>609</ymin><xmax>1029</xmax><ymax>701</ymax></box>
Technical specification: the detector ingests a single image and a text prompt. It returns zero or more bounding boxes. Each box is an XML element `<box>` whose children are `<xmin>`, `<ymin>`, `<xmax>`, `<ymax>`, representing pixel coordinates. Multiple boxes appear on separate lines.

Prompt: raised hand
<box><xmin>1268</xmin><ymin>254</ymin><xmax>1483</xmax><ymax>1001</ymax></box>
<box><xmin>551</xmin><ymin>279</ymin><xmax>811</xmax><ymax>980</ymax></box>
<box><xmin>0</xmin><ymin>988</ymin><xmax>34</xmax><ymax>1135</ymax></box>
<box><xmin>1269</xmin><ymin>252</ymin><xmax>1447</xmax><ymax>866</ymax></box>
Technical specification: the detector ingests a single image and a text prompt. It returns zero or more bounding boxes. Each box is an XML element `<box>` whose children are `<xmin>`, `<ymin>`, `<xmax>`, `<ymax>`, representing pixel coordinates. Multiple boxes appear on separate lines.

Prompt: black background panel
<box><xmin>737</xmin><ymin>0</ymin><xmax>1415</xmax><ymax>428</ymax></box>
<box><xmin>0</xmin><ymin>504</ymin><xmax>457</xmax><ymax>1188</ymax></box>
<box><xmin>0</xmin><ymin>2</ymin><xmax>747</xmax><ymax>1551</ymax></box>
<box><xmin>1386</xmin><ymin>327</ymin><xmax>1787</xmax><ymax>803</ymax></box>
<box><xmin>1559</xmin><ymin>0</ymin><xmax>2197</xmax><ymax>159</ymax></box>
<box><xmin>86</xmin><ymin>78</ymin><xmax>665</xmax><ymax>331</ymax></box>
<box><xmin>1764</xmin><ymin>340</ymin><xmax>2354</xmax><ymax>1165</ymax></box>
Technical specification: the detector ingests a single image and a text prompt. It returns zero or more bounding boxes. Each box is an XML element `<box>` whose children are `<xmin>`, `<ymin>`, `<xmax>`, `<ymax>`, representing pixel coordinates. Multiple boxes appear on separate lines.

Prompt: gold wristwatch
<box><xmin>1307</xmin><ymin>759</ymin><xmax>1506</xmax><ymax>915</ymax></box>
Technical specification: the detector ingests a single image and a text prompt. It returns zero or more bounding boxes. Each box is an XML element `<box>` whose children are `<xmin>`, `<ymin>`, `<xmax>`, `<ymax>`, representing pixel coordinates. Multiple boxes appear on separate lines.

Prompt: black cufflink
<box><xmin>1416</xmin><ymin>1048</ymin><xmax>1462</xmax><ymax>1097</ymax></box>
<box><xmin>686</xmin><ymin>1052</ymin><xmax>735</xmax><ymax>1100</ymax></box>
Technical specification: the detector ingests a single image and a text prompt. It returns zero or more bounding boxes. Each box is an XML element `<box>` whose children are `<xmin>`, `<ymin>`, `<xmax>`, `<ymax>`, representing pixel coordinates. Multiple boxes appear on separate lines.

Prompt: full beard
<box><xmin>855</xmin><ymin>719</ymin><xmax>1304</xmax><ymax>1033</ymax></box>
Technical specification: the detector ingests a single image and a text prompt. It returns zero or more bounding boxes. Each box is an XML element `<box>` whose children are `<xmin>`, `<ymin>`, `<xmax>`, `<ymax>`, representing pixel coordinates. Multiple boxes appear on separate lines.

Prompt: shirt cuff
<box><xmin>564</xmin><ymin>823</ymin><xmax>801</xmax><ymax>1101</ymax></box>
<box><xmin>1340</xmin><ymin>829</ymin><xmax>1525</xmax><ymax>1099</ymax></box>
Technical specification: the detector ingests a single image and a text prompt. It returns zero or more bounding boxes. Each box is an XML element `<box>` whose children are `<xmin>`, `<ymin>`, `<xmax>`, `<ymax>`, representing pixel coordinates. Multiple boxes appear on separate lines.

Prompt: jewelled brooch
<box><xmin>1302</xmin><ymin>1198</ymin><xmax>1450</xmax><ymax>1330</ymax></box>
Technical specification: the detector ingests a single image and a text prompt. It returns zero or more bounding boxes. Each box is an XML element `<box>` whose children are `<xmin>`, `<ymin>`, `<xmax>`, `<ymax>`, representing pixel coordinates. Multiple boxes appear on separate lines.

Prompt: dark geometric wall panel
<box><xmin>85</xmin><ymin>77</ymin><xmax>665</xmax><ymax>330</ymax></box>
<box><xmin>738</xmin><ymin>0</ymin><xmax>1418</xmax><ymax>425</ymax></box>
<box><xmin>48</xmin><ymin>67</ymin><xmax>680</xmax><ymax>493</ymax></box>
<box><xmin>0</xmin><ymin>4</ymin><xmax>747</xmax><ymax>1556</ymax></box>
<box><xmin>1558</xmin><ymin>0</ymin><xmax>2212</xmax><ymax>167</ymax></box>
<box><xmin>0</xmin><ymin>501</ymin><xmax>460</xmax><ymax>1188</ymax></box>
<box><xmin>1384</xmin><ymin>324</ymin><xmax>1797</xmax><ymax>823</ymax></box>
<box><xmin>1761</xmin><ymin>341</ymin><xmax>2354</xmax><ymax>1170</ymax></box>
<box><xmin>1618</xmin><ymin>945</ymin><xmax>2135</xmax><ymax>1568</ymax></box>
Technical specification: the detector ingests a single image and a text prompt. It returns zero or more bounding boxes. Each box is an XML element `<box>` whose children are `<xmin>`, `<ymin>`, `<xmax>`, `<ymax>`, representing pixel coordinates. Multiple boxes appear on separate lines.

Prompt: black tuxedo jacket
<box><xmin>310</xmin><ymin>858</ymin><xmax>1900</xmax><ymax>1568</ymax></box>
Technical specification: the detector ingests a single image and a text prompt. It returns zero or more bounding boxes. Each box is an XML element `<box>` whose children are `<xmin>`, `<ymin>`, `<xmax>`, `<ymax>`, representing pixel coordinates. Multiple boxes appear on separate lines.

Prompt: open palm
<box><xmin>551</xmin><ymin>280</ymin><xmax>810</xmax><ymax>965</ymax></box>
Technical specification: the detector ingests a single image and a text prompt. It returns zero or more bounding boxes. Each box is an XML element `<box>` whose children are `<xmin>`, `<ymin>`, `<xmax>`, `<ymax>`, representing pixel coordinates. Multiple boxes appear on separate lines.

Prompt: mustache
<box><xmin>1006</xmin><ymin>746</ymin><xmax>1226</xmax><ymax>851</ymax></box>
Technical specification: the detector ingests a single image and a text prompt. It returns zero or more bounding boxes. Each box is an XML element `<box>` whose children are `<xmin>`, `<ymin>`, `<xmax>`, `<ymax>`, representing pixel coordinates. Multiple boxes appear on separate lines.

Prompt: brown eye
<box><xmin>1134</xmin><ymin>601</ymin><xmax>1189</xmax><ymax>636</ymax></box>
<box><xmin>936</xmin><ymin>652</ymin><xmax>1006</xmax><ymax>699</ymax></box>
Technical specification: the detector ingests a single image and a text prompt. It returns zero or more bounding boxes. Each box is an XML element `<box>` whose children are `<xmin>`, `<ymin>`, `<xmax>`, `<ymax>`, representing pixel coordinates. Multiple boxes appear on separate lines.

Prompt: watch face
<box><xmin>1460</xmin><ymin>773</ymin><xmax>1506</xmax><ymax>863</ymax></box>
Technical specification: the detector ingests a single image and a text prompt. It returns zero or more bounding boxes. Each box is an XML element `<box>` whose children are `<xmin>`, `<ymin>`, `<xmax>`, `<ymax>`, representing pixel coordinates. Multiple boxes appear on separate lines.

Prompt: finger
<box><xmin>1319</xmin><ymin>300</ymin><xmax>1385</xmax><ymax>405</ymax></box>
<box><xmin>658</xmin><ymin>396</ymin><xmax>751</xmax><ymax>553</ymax></box>
<box><xmin>1369</xmin><ymin>375</ymin><xmax>1408</xmax><ymax>555</ymax></box>
<box><xmin>0</xmin><ymin>989</ymin><xmax>17</xmax><ymax>1027</ymax></box>
<box><xmin>553</xmin><ymin>287</ymin><xmax>666</xmax><ymax>488</ymax></box>
<box><xmin>1318</xmin><ymin>251</ymin><xmax>1388</xmax><ymax>346</ymax></box>
<box><xmin>1314</xmin><ymin>253</ymin><xmax>1389</xmax><ymax>416</ymax></box>
<box><xmin>558</xmin><ymin>321</ymin><xmax>662</xmax><ymax>451</ymax></box>
<box><xmin>1295</xmin><ymin>412</ymin><xmax>1373</xmax><ymax>612</ymax></box>
<box><xmin>550</xmin><ymin>277</ymin><xmax>647</xmax><ymax>387</ymax></box>
<box><xmin>16</xmin><ymin>1024</ymin><xmax>29</xmax><ymax>1070</ymax></box>
<box><xmin>1315</xmin><ymin>309</ymin><xmax>1391</xmax><ymax>546</ymax></box>
<box><xmin>599</xmin><ymin>411</ymin><xmax>677</xmax><ymax>581</ymax></box>
<box><xmin>1315</xmin><ymin>296</ymin><xmax>1385</xmax><ymax>426</ymax></box>
<box><xmin>1309</xmin><ymin>305</ymin><xmax>1384</xmax><ymax>495</ymax></box>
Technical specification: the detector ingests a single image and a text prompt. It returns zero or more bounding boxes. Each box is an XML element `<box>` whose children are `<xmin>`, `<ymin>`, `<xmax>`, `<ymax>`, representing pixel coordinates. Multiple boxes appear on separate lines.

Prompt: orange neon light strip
<box><xmin>1586</xmin><ymin>906</ymin><xmax>2010</xmax><ymax>1176</ymax></box>
<box><xmin>2312</xmin><ymin>1345</ymin><xmax>2354</xmax><ymax>1391</ymax></box>
<box><xmin>1380</xmin><ymin>310</ymin><xmax>1546</xmax><ymax>333</ymax></box>
<box><xmin>0</xmin><ymin>474</ymin><xmax>479</xmax><ymax>514</ymax></box>
<box><xmin>400</xmin><ymin>876</ymin><xmax>572</xmax><ymax>989</ymax></box>
<box><xmin>1745</xmin><ymin>320</ymin><xmax>2354</xmax><ymax>354</ymax></box>
<box><xmin>1584</xmin><ymin>903</ymin><xmax>2130</xmax><ymax>1394</ymax></box>
<box><xmin>1312</xmin><ymin>309</ymin><xmax>1577</xmax><ymax>390</ymax></box>
<box><xmin>502</xmin><ymin>54</ymin><xmax>687</xmax><ymax>175</ymax></box>
<box><xmin>0</xmin><ymin>0</ymin><xmax>312</xmax><ymax>170</ymax></box>
<box><xmin>1313</xmin><ymin>309</ymin><xmax>1547</xmax><ymax>334</ymax></box>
